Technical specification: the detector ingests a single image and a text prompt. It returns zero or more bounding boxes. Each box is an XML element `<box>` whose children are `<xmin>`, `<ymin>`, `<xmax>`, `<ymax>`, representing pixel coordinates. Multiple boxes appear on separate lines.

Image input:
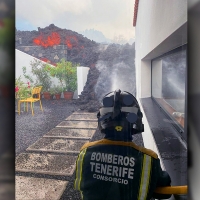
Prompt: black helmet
<box><xmin>97</xmin><ymin>89</ymin><xmax>144</xmax><ymax>135</ymax></box>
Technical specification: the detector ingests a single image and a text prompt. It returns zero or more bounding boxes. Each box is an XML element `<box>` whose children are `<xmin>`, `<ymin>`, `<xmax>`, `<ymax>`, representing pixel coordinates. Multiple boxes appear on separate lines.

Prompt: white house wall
<box><xmin>16</xmin><ymin>49</ymin><xmax>89</xmax><ymax>98</ymax></box>
<box><xmin>77</xmin><ymin>67</ymin><xmax>89</xmax><ymax>96</ymax></box>
<box><xmin>135</xmin><ymin>0</ymin><xmax>187</xmax><ymax>98</ymax></box>
<box><xmin>134</xmin><ymin>0</ymin><xmax>187</xmax><ymax>172</ymax></box>
<box><xmin>15</xmin><ymin>49</ymin><xmax>59</xmax><ymax>86</ymax></box>
<box><xmin>15</xmin><ymin>49</ymin><xmax>35</xmax><ymax>82</ymax></box>
<box><xmin>152</xmin><ymin>60</ymin><xmax>162</xmax><ymax>98</ymax></box>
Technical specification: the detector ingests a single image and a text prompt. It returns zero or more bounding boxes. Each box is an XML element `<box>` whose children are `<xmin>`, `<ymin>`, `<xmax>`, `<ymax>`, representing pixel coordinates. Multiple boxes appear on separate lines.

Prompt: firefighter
<box><xmin>74</xmin><ymin>89</ymin><xmax>171</xmax><ymax>200</ymax></box>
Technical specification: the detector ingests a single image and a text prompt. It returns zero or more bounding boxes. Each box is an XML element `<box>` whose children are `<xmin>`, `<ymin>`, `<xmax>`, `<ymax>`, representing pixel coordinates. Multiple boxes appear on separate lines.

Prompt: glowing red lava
<box><xmin>65</xmin><ymin>36</ymin><xmax>78</xmax><ymax>49</ymax></box>
<box><xmin>33</xmin><ymin>32</ymin><xmax>61</xmax><ymax>48</ymax></box>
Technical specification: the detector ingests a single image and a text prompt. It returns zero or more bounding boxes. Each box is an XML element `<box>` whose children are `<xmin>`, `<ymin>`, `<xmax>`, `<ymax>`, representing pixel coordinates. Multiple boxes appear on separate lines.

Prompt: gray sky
<box><xmin>16</xmin><ymin>0</ymin><xmax>135</xmax><ymax>42</ymax></box>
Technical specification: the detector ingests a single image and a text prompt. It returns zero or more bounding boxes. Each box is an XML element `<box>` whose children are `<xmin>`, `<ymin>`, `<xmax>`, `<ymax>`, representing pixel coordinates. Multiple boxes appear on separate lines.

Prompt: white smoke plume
<box><xmin>94</xmin><ymin>60</ymin><xmax>136</xmax><ymax>102</ymax></box>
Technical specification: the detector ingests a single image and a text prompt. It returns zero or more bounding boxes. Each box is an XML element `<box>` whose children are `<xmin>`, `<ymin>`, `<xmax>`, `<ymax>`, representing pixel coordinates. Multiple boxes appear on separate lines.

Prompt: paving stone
<box><xmin>44</xmin><ymin>128</ymin><xmax>96</xmax><ymax>139</ymax></box>
<box><xmin>15</xmin><ymin>153</ymin><xmax>77</xmax><ymax>175</ymax></box>
<box><xmin>65</xmin><ymin>114</ymin><xmax>97</xmax><ymax>121</ymax></box>
<box><xmin>27</xmin><ymin>138</ymin><xmax>88</xmax><ymax>153</ymax></box>
<box><xmin>16</xmin><ymin>176</ymin><xmax>68</xmax><ymax>200</ymax></box>
<box><xmin>57</xmin><ymin>121</ymin><xmax>97</xmax><ymax>129</ymax></box>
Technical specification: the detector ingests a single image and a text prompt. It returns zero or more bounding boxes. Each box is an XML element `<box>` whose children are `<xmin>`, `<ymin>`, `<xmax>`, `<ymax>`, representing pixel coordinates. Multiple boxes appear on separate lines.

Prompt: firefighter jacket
<box><xmin>74</xmin><ymin>139</ymin><xmax>171</xmax><ymax>200</ymax></box>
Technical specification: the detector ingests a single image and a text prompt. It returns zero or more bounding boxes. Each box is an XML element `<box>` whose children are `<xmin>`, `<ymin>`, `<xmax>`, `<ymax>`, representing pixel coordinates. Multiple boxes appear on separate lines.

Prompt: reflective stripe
<box><xmin>80</xmin><ymin>191</ymin><xmax>83</xmax><ymax>200</ymax></box>
<box><xmin>100</xmin><ymin>107</ymin><xmax>113</xmax><ymax>115</ymax></box>
<box><xmin>74</xmin><ymin>148</ymin><xmax>87</xmax><ymax>190</ymax></box>
<box><xmin>100</xmin><ymin>106</ymin><xmax>138</xmax><ymax>115</ymax></box>
<box><xmin>138</xmin><ymin>154</ymin><xmax>152</xmax><ymax>200</ymax></box>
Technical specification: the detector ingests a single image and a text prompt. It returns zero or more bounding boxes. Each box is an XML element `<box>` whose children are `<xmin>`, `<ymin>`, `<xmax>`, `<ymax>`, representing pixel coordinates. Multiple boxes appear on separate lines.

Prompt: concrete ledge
<box><xmin>15</xmin><ymin>153</ymin><xmax>77</xmax><ymax>176</ymax></box>
<box><xmin>26</xmin><ymin>138</ymin><xmax>88</xmax><ymax>153</ymax></box>
<box><xmin>43</xmin><ymin>128</ymin><xmax>95</xmax><ymax>139</ymax></box>
<box><xmin>16</xmin><ymin>176</ymin><xmax>68</xmax><ymax>200</ymax></box>
<box><xmin>140</xmin><ymin>98</ymin><xmax>187</xmax><ymax>186</ymax></box>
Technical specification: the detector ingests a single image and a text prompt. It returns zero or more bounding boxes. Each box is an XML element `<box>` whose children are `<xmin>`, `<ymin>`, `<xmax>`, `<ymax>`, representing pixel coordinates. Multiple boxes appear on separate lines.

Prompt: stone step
<box><xmin>65</xmin><ymin>114</ymin><xmax>97</xmax><ymax>121</ymax></box>
<box><xmin>57</xmin><ymin>120</ymin><xmax>98</xmax><ymax>129</ymax></box>
<box><xmin>16</xmin><ymin>176</ymin><xmax>68</xmax><ymax>200</ymax></box>
<box><xmin>15</xmin><ymin>111</ymin><xmax>98</xmax><ymax>199</ymax></box>
<box><xmin>15</xmin><ymin>153</ymin><xmax>77</xmax><ymax>176</ymax></box>
<box><xmin>43</xmin><ymin>128</ymin><xmax>95</xmax><ymax>139</ymax></box>
<box><xmin>27</xmin><ymin>138</ymin><xmax>88</xmax><ymax>154</ymax></box>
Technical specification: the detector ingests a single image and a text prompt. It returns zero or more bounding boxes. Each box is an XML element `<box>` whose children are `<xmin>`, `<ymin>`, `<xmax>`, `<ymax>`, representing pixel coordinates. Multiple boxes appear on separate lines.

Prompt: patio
<box><xmin>15</xmin><ymin>98</ymin><xmax>143</xmax><ymax>199</ymax></box>
<box><xmin>15</xmin><ymin>99</ymin><xmax>80</xmax><ymax>156</ymax></box>
<box><xmin>15</xmin><ymin>98</ymin><xmax>100</xmax><ymax>200</ymax></box>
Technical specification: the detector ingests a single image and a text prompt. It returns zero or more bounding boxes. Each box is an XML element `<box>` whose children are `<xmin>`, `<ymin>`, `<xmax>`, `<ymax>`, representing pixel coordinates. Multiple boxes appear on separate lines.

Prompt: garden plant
<box><xmin>45</xmin><ymin>59</ymin><xmax>78</xmax><ymax>92</ymax></box>
<box><xmin>22</xmin><ymin>59</ymin><xmax>52</xmax><ymax>93</ymax></box>
<box><xmin>15</xmin><ymin>76</ymin><xmax>32</xmax><ymax>100</ymax></box>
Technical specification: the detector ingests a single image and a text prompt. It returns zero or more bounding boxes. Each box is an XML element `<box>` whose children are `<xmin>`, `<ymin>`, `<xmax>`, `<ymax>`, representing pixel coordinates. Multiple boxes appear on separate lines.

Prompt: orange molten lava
<box><xmin>40</xmin><ymin>58</ymin><xmax>57</xmax><ymax>66</ymax></box>
<box><xmin>33</xmin><ymin>32</ymin><xmax>83</xmax><ymax>50</ymax></box>
<box><xmin>65</xmin><ymin>36</ymin><xmax>78</xmax><ymax>49</ymax></box>
<box><xmin>33</xmin><ymin>32</ymin><xmax>61</xmax><ymax>47</ymax></box>
<box><xmin>41</xmin><ymin>58</ymin><xmax>50</xmax><ymax>63</ymax></box>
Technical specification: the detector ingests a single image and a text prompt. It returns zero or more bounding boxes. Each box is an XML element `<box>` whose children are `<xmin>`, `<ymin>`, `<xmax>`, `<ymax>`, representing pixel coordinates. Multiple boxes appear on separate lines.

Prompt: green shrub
<box><xmin>23</xmin><ymin>59</ymin><xmax>52</xmax><ymax>92</ymax></box>
<box><xmin>45</xmin><ymin>59</ymin><xmax>78</xmax><ymax>92</ymax></box>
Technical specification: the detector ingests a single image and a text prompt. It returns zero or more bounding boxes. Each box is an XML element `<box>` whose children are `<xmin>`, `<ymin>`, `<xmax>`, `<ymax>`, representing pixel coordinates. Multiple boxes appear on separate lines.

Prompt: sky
<box><xmin>16</xmin><ymin>0</ymin><xmax>135</xmax><ymax>43</ymax></box>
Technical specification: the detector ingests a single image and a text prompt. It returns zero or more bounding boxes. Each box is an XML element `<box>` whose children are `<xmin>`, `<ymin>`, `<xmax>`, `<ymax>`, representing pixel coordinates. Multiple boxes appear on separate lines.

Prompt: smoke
<box><xmin>161</xmin><ymin>50</ymin><xmax>186</xmax><ymax>113</ymax></box>
<box><xmin>166</xmin><ymin>77</ymin><xmax>185</xmax><ymax>96</ymax></box>
<box><xmin>162</xmin><ymin>50</ymin><xmax>186</xmax><ymax>99</ymax></box>
<box><xmin>94</xmin><ymin>60</ymin><xmax>136</xmax><ymax>102</ymax></box>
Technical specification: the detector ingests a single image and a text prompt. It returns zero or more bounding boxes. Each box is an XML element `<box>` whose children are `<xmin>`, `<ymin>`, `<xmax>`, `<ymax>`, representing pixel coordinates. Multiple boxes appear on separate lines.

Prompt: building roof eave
<box><xmin>133</xmin><ymin>0</ymin><xmax>139</xmax><ymax>27</ymax></box>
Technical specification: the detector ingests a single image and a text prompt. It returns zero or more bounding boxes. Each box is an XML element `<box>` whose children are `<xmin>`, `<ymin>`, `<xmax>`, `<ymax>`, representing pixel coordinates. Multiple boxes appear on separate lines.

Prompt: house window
<box><xmin>152</xmin><ymin>46</ymin><xmax>187</xmax><ymax>133</ymax></box>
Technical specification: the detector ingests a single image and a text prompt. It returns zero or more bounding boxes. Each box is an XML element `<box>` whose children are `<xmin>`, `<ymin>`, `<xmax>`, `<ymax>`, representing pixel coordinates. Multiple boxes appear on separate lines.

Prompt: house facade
<box><xmin>133</xmin><ymin>0</ymin><xmax>187</xmax><ymax>192</ymax></box>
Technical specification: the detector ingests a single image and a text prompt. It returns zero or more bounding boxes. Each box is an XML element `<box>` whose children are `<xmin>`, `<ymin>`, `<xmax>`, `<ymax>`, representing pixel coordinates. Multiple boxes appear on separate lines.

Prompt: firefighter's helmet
<box><xmin>97</xmin><ymin>89</ymin><xmax>144</xmax><ymax>135</ymax></box>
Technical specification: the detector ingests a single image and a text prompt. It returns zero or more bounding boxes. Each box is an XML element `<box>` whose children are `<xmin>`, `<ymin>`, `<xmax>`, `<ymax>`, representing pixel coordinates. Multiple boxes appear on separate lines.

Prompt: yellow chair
<box><xmin>18</xmin><ymin>86</ymin><xmax>43</xmax><ymax>116</ymax></box>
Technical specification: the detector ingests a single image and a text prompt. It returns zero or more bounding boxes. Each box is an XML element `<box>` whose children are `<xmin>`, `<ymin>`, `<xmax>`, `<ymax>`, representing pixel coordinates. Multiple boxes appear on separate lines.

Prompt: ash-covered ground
<box><xmin>15</xmin><ymin>99</ymin><xmax>79</xmax><ymax>156</ymax></box>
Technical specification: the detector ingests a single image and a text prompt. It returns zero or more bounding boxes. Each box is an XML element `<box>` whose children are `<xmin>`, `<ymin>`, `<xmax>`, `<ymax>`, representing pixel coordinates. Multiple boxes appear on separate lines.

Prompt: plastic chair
<box><xmin>18</xmin><ymin>86</ymin><xmax>43</xmax><ymax>116</ymax></box>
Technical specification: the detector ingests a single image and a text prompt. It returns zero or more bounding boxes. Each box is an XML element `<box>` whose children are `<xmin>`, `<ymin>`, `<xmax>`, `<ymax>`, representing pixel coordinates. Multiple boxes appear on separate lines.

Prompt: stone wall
<box><xmin>17</xmin><ymin>45</ymin><xmax>68</xmax><ymax>66</ymax></box>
